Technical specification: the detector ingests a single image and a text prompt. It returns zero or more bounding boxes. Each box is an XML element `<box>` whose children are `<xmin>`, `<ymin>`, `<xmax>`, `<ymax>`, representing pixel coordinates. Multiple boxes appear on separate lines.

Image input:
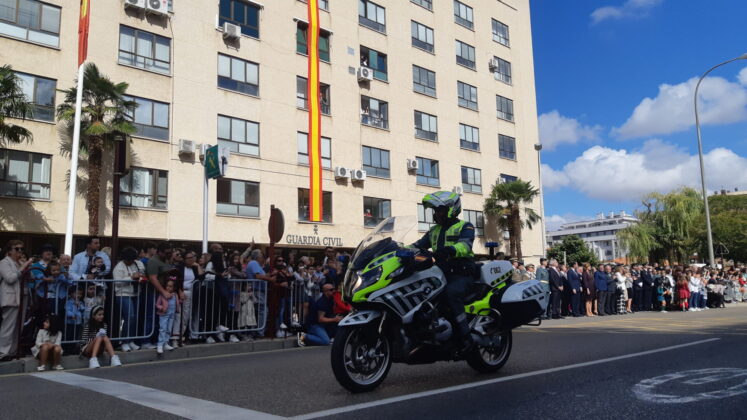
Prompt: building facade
<box><xmin>0</xmin><ymin>0</ymin><xmax>543</xmax><ymax>260</ymax></box>
<box><xmin>546</xmin><ymin>212</ymin><xmax>639</xmax><ymax>263</ymax></box>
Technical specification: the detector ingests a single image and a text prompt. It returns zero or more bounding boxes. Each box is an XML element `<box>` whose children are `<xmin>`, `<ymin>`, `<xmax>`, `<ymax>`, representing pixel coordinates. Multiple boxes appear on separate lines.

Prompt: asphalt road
<box><xmin>2</xmin><ymin>305</ymin><xmax>747</xmax><ymax>419</ymax></box>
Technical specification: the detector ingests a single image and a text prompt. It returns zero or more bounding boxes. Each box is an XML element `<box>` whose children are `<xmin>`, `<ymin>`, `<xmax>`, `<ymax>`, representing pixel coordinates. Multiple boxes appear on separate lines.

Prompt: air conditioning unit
<box><xmin>351</xmin><ymin>169</ymin><xmax>367</xmax><ymax>181</ymax></box>
<box><xmin>357</xmin><ymin>66</ymin><xmax>373</xmax><ymax>82</ymax></box>
<box><xmin>124</xmin><ymin>0</ymin><xmax>146</xmax><ymax>9</ymax></box>
<box><xmin>334</xmin><ymin>166</ymin><xmax>350</xmax><ymax>179</ymax></box>
<box><xmin>489</xmin><ymin>58</ymin><xmax>500</xmax><ymax>72</ymax></box>
<box><xmin>178</xmin><ymin>139</ymin><xmax>196</xmax><ymax>155</ymax></box>
<box><xmin>198</xmin><ymin>143</ymin><xmax>209</xmax><ymax>161</ymax></box>
<box><xmin>452</xmin><ymin>186</ymin><xmax>464</xmax><ymax>195</ymax></box>
<box><xmin>145</xmin><ymin>0</ymin><xmax>168</xmax><ymax>15</ymax></box>
<box><xmin>407</xmin><ymin>158</ymin><xmax>419</xmax><ymax>171</ymax></box>
<box><xmin>223</xmin><ymin>22</ymin><xmax>241</xmax><ymax>39</ymax></box>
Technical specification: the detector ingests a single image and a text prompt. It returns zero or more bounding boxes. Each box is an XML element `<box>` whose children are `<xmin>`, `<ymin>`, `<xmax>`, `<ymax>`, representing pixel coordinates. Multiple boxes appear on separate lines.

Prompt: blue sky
<box><xmin>529</xmin><ymin>0</ymin><xmax>747</xmax><ymax>230</ymax></box>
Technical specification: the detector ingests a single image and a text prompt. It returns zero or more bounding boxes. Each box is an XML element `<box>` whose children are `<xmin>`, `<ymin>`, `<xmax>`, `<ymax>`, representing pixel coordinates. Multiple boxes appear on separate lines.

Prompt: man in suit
<box><xmin>560</xmin><ymin>264</ymin><xmax>571</xmax><ymax>316</ymax></box>
<box><xmin>567</xmin><ymin>262</ymin><xmax>583</xmax><ymax>317</ymax></box>
<box><xmin>605</xmin><ymin>264</ymin><xmax>617</xmax><ymax>314</ymax></box>
<box><xmin>594</xmin><ymin>264</ymin><xmax>609</xmax><ymax>316</ymax></box>
<box><xmin>631</xmin><ymin>264</ymin><xmax>643</xmax><ymax>311</ymax></box>
<box><xmin>641</xmin><ymin>266</ymin><xmax>654</xmax><ymax>311</ymax></box>
<box><xmin>548</xmin><ymin>259</ymin><xmax>564</xmax><ymax>319</ymax></box>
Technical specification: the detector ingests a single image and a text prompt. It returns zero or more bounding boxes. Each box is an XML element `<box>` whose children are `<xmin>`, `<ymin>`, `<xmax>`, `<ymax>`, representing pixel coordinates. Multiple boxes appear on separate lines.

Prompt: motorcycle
<box><xmin>331</xmin><ymin>216</ymin><xmax>549</xmax><ymax>393</ymax></box>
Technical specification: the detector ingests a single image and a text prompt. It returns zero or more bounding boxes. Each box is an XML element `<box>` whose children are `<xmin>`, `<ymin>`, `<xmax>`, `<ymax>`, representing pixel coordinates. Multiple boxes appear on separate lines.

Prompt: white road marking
<box><xmin>633</xmin><ymin>368</ymin><xmax>747</xmax><ymax>403</ymax></box>
<box><xmin>293</xmin><ymin>337</ymin><xmax>721</xmax><ymax>420</ymax></box>
<box><xmin>31</xmin><ymin>372</ymin><xmax>281</xmax><ymax>420</ymax></box>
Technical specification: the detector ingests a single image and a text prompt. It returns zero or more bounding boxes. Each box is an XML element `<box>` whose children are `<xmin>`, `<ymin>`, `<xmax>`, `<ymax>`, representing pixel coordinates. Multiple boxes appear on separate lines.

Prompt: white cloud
<box><xmin>591</xmin><ymin>0</ymin><xmax>663</xmax><ymax>25</ymax></box>
<box><xmin>612</xmin><ymin>73</ymin><xmax>747</xmax><ymax>139</ymax></box>
<box><xmin>738</xmin><ymin>67</ymin><xmax>747</xmax><ymax>86</ymax></box>
<box><xmin>538</xmin><ymin>111</ymin><xmax>602</xmax><ymax>151</ymax></box>
<box><xmin>541</xmin><ymin>140</ymin><xmax>747</xmax><ymax>201</ymax></box>
<box><xmin>545</xmin><ymin>214</ymin><xmax>596</xmax><ymax>232</ymax></box>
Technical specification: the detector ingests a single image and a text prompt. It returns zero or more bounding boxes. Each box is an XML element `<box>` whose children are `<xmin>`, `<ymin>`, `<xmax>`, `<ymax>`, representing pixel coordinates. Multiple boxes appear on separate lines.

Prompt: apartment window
<box><xmin>297</xmin><ymin>0</ymin><xmax>328</xmax><ymax>10</ymax></box>
<box><xmin>118</xmin><ymin>26</ymin><xmax>171</xmax><ymax>75</ymax></box>
<box><xmin>496</xmin><ymin>95</ymin><xmax>514</xmax><ymax>121</ymax></box>
<box><xmin>416</xmin><ymin>157</ymin><xmax>439</xmax><ymax>187</ymax></box>
<box><xmin>218</xmin><ymin>54</ymin><xmax>259</xmax><ymax>96</ymax></box>
<box><xmin>453</xmin><ymin>0</ymin><xmax>473</xmax><ymax>29</ymax></box>
<box><xmin>410</xmin><ymin>21</ymin><xmax>434</xmax><ymax>53</ymax></box>
<box><xmin>464</xmin><ymin>210</ymin><xmax>485</xmax><ymax>236</ymax></box>
<box><xmin>297</xmin><ymin>132</ymin><xmax>331</xmax><ymax>169</ymax></box>
<box><xmin>417</xmin><ymin>203</ymin><xmax>435</xmax><ymax>231</ymax></box>
<box><xmin>414</xmin><ymin>111</ymin><xmax>437</xmax><ymax>141</ymax></box>
<box><xmin>411</xmin><ymin>0</ymin><xmax>432</xmax><ymax>10</ymax></box>
<box><xmin>500</xmin><ymin>173</ymin><xmax>517</xmax><ymax>184</ymax></box>
<box><xmin>124</xmin><ymin>96</ymin><xmax>169</xmax><ymax>141</ymax></box>
<box><xmin>358</xmin><ymin>0</ymin><xmax>386</xmax><ymax>33</ymax></box>
<box><xmin>219</xmin><ymin>0</ymin><xmax>260</xmax><ymax>38</ymax></box>
<box><xmin>459</xmin><ymin>123</ymin><xmax>479</xmax><ymax>151</ymax></box>
<box><xmin>455</xmin><ymin>40</ymin><xmax>476</xmax><ymax>69</ymax></box>
<box><xmin>0</xmin><ymin>149</ymin><xmax>50</xmax><ymax>199</ymax></box>
<box><xmin>296</xmin><ymin>21</ymin><xmax>330</xmax><ymax>62</ymax></box>
<box><xmin>492</xmin><ymin>19</ymin><xmax>510</xmax><ymax>46</ymax></box>
<box><xmin>461</xmin><ymin>166</ymin><xmax>482</xmax><ymax>194</ymax></box>
<box><xmin>361</xmin><ymin>145</ymin><xmax>390</xmax><ymax>178</ymax></box>
<box><xmin>360</xmin><ymin>96</ymin><xmax>388</xmax><ymax>129</ymax></box>
<box><xmin>120</xmin><ymin>167</ymin><xmax>167</xmax><ymax>209</ymax></box>
<box><xmin>413</xmin><ymin>65</ymin><xmax>436</xmax><ymax>97</ymax></box>
<box><xmin>363</xmin><ymin>197</ymin><xmax>391</xmax><ymax>227</ymax></box>
<box><xmin>360</xmin><ymin>46</ymin><xmax>387</xmax><ymax>81</ymax></box>
<box><xmin>499</xmin><ymin>135</ymin><xmax>516</xmax><ymax>160</ymax></box>
<box><xmin>493</xmin><ymin>57</ymin><xmax>512</xmax><ymax>84</ymax></box>
<box><xmin>218</xmin><ymin>115</ymin><xmax>259</xmax><ymax>156</ymax></box>
<box><xmin>296</xmin><ymin>76</ymin><xmax>331</xmax><ymax>114</ymax></box>
<box><xmin>298</xmin><ymin>188</ymin><xmax>332</xmax><ymax>223</ymax></box>
<box><xmin>0</xmin><ymin>0</ymin><xmax>60</xmax><ymax>47</ymax></box>
<box><xmin>16</xmin><ymin>72</ymin><xmax>55</xmax><ymax>122</ymax></box>
<box><xmin>457</xmin><ymin>81</ymin><xmax>478</xmax><ymax>111</ymax></box>
<box><xmin>217</xmin><ymin>179</ymin><xmax>259</xmax><ymax>217</ymax></box>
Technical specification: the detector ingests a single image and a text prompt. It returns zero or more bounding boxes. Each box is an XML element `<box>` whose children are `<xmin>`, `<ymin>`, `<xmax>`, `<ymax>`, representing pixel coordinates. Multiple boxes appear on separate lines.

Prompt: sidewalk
<box><xmin>0</xmin><ymin>336</ymin><xmax>298</xmax><ymax>376</ymax></box>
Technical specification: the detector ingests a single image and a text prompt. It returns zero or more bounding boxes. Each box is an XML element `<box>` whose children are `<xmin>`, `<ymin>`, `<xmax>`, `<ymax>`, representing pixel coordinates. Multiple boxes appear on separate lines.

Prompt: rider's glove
<box><xmin>433</xmin><ymin>246</ymin><xmax>456</xmax><ymax>262</ymax></box>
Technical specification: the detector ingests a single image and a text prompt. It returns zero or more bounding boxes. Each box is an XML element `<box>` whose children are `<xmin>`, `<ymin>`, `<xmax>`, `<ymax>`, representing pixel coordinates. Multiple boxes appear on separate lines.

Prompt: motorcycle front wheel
<box><xmin>331</xmin><ymin>325</ymin><xmax>392</xmax><ymax>393</ymax></box>
<box><xmin>466</xmin><ymin>329</ymin><xmax>512</xmax><ymax>373</ymax></box>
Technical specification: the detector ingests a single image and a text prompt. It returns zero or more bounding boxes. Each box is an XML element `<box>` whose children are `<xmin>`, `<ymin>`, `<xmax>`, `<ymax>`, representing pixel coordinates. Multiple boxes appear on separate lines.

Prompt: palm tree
<box><xmin>483</xmin><ymin>179</ymin><xmax>542</xmax><ymax>260</ymax></box>
<box><xmin>0</xmin><ymin>65</ymin><xmax>34</xmax><ymax>147</ymax></box>
<box><xmin>56</xmin><ymin>63</ymin><xmax>136</xmax><ymax>235</ymax></box>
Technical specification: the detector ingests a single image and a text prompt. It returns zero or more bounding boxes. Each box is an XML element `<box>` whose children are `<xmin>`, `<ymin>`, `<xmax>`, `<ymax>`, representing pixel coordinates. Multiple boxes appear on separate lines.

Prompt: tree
<box><xmin>694</xmin><ymin>194</ymin><xmax>747</xmax><ymax>264</ymax></box>
<box><xmin>56</xmin><ymin>63</ymin><xmax>136</xmax><ymax>235</ymax></box>
<box><xmin>547</xmin><ymin>234</ymin><xmax>599</xmax><ymax>266</ymax></box>
<box><xmin>0</xmin><ymin>65</ymin><xmax>34</xmax><ymax>147</ymax></box>
<box><xmin>483</xmin><ymin>179</ymin><xmax>541</xmax><ymax>261</ymax></box>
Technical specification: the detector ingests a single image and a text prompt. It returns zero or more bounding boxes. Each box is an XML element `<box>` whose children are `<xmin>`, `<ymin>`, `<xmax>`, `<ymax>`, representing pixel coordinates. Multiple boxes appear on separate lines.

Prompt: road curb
<box><xmin>0</xmin><ymin>337</ymin><xmax>298</xmax><ymax>376</ymax></box>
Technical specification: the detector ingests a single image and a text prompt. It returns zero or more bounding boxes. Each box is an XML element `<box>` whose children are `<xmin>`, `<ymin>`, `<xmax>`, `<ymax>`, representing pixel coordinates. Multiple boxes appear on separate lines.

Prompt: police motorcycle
<box><xmin>331</xmin><ymin>216</ymin><xmax>549</xmax><ymax>393</ymax></box>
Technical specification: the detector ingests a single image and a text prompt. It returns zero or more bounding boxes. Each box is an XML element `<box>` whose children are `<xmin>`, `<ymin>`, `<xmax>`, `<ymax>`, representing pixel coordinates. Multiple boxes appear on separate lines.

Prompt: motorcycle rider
<box><xmin>409</xmin><ymin>191</ymin><xmax>476</xmax><ymax>351</ymax></box>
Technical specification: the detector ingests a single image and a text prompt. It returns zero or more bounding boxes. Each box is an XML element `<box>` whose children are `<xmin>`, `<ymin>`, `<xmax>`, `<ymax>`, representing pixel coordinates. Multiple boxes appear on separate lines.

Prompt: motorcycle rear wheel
<box><xmin>466</xmin><ymin>330</ymin><xmax>512</xmax><ymax>373</ymax></box>
<box><xmin>331</xmin><ymin>325</ymin><xmax>392</xmax><ymax>393</ymax></box>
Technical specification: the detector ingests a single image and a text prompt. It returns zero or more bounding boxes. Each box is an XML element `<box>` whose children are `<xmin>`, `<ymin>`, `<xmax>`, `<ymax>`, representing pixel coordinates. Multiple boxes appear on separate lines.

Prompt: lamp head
<box><xmin>739</xmin><ymin>53</ymin><xmax>747</xmax><ymax>60</ymax></box>
<box><xmin>534</xmin><ymin>143</ymin><xmax>543</xmax><ymax>151</ymax></box>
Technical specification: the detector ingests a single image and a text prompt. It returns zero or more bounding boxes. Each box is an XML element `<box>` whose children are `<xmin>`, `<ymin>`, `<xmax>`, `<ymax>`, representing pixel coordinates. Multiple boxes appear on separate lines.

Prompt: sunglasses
<box><xmin>13</xmin><ymin>247</ymin><xmax>24</xmax><ymax>252</ymax></box>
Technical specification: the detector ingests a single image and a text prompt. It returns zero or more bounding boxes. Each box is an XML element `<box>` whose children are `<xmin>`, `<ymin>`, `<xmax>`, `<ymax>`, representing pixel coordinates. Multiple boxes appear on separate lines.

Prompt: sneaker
<box><xmin>216</xmin><ymin>333</ymin><xmax>226</xmax><ymax>342</ymax></box>
<box><xmin>140</xmin><ymin>343</ymin><xmax>156</xmax><ymax>350</ymax></box>
<box><xmin>688</xmin><ymin>308</ymin><xmax>696</xmax><ymax>312</ymax></box>
<box><xmin>276</xmin><ymin>329</ymin><xmax>286</xmax><ymax>339</ymax></box>
<box><xmin>279</xmin><ymin>323</ymin><xmax>288</xmax><ymax>330</ymax></box>
<box><xmin>128</xmin><ymin>342</ymin><xmax>140</xmax><ymax>351</ymax></box>
<box><xmin>297</xmin><ymin>333</ymin><xmax>306</xmax><ymax>347</ymax></box>
<box><xmin>121</xmin><ymin>343</ymin><xmax>132</xmax><ymax>352</ymax></box>
<box><xmin>89</xmin><ymin>357</ymin><xmax>101</xmax><ymax>369</ymax></box>
<box><xmin>163</xmin><ymin>343</ymin><xmax>174</xmax><ymax>351</ymax></box>
<box><xmin>156</xmin><ymin>346</ymin><xmax>164</xmax><ymax>354</ymax></box>
<box><xmin>170</xmin><ymin>340</ymin><xmax>180</xmax><ymax>348</ymax></box>
<box><xmin>53</xmin><ymin>365</ymin><xmax>64</xmax><ymax>371</ymax></box>
<box><xmin>205</xmin><ymin>337</ymin><xmax>216</xmax><ymax>344</ymax></box>
<box><xmin>37</xmin><ymin>366</ymin><xmax>46</xmax><ymax>372</ymax></box>
<box><xmin>229</xmin><ymin>334</ymin><xmax>240</xmax><ymax>343</ymax></box>
<box><xmin>217</xmin><ymin>325</ymin><xmax>229</xmax><ymax>332</ymax></box>
<box><xmin>110</xmin><ymin>355</ymin><xmax>122</xmax><ymax>367</ymax></box>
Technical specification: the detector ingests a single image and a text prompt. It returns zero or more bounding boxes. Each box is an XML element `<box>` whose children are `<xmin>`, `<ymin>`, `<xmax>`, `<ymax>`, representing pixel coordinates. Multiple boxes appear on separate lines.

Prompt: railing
<box><xmin>361</xmin><ymin>114</ymin><xmax>389</xmax><ymax>129</ymax></box>
<box><xmin>190</xmin><ymin>278</ymin><xmax>267</xmax><ymax>336</ymax></box>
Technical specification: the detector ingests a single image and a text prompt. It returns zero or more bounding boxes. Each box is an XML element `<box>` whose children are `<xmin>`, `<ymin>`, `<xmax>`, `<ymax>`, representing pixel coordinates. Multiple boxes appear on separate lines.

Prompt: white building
<box><xmin>546</xmin><ymin>212</ymin><xmax>639</xmax><ymax>262</ymax></box>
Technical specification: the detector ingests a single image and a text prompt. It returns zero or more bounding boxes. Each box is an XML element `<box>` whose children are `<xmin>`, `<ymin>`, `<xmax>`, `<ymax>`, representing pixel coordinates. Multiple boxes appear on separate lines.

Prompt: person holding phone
<box><xmin>297</xmin><ymin>283</ymin><xmax>342</xmax><ymax>347</ymax></box>
<box><xmin>0</xmin><ymin>240</ymin><xmax>33</xmax><ymax>358</ymax></box>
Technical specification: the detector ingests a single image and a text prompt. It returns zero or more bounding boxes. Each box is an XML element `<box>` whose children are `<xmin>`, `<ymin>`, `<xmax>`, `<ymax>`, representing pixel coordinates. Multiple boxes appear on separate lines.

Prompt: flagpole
<box><xmin>64</xmin><ymin>63</ymin><xmax>85</xmax><ymax>255</ymax></box>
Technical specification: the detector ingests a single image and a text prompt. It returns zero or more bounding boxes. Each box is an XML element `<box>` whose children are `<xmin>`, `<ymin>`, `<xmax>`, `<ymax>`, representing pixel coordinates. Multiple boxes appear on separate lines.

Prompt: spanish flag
<box><xmin>78</xmin><ymin>0</ymin><xmax>91</xmax><ymax>66</ymax></box>
<box><xmin>306</xmin><ymin>0</ymin><xmax>323</xmax><ymax>221</ymax></box>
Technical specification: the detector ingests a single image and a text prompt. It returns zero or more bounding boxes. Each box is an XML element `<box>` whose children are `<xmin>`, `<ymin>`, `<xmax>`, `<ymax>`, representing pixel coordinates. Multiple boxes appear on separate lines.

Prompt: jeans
<box><xmin>158</xmin><ymin>311</ymin><xmax>175</xmax><ymax>347</ymax></box>
<box><xmin>305</xmin><ymin>324</ymin><xmax>331</xmax><ymax>346</ymax></box>
<box><xmin>689</xmin><ymin>292</ymin><xmax>699</xmax><ymax>309</ymax></box>
<box><xmin>277</xmin><ymin>296</ymin><xmax>288</xmax><ymax>328</ymax></box>
<box><xmin>116</xmin><ymin>296</ymin><xmax>137</xmax><ymax>340</ymax></box>
<box><xmin>138</xmin><ymin>289</ymin><xmax>156</xmax><ymax>345</ymax></box>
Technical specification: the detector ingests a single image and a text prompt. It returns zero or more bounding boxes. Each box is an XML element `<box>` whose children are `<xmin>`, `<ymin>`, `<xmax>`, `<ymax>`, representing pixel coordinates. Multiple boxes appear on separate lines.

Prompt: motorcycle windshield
<box><xmin>349</xmin><ymin>216</ymin><xmax>418</xmax><ymax>271</ymax></box>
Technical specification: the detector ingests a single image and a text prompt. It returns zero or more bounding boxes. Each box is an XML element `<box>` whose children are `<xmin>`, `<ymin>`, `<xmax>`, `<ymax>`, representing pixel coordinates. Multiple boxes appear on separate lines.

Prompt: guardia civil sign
<box><xmin>204</xmin><ymin>145</ymin><xmax>222</xmax><ymax>179</ymax></box>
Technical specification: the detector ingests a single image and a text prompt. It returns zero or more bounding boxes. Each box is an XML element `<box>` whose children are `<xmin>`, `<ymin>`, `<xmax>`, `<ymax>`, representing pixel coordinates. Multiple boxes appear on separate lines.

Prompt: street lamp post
<box><xmin>693</xmin><ymin>53</ymin><xmax>747</xmax><ymax>267</ymax></box>
<box><xmin>534</xmin><ymin>143</ymin><xmax>547</xmax><ymax>257</ymax></box>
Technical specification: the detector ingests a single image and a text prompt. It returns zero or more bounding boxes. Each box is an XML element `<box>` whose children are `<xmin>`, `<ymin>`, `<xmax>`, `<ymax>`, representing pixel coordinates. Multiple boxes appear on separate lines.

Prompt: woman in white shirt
<box><xmin>112</xmin><ymin>247</ymin><xmax>145</xmax><ymax>352</ymax></box>
<box><xmin>688</xmin><ymin>272</ymin><xmax>702</xmax><ymax>312</ymax></box>
<box><xmin>173</xmin><ymin>250</ymin><xmax>204</xmax><ymax>346</ymax></box>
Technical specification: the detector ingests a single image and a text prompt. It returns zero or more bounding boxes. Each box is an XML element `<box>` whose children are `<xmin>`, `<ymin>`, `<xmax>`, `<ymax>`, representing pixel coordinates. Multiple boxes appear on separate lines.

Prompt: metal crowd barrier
<box><xmin>288</xmin><ymin>277</ymin><xmax>321</xmax><ymax>332</ymax></box>
<box><xmin>190</xmin><ymin>278</ymin><xmax>267</xmax><ymax>337</ymax></box>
